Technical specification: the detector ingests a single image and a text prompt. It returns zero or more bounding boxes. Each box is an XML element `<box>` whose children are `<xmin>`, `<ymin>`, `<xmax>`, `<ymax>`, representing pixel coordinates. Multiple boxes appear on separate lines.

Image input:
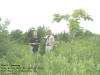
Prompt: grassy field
<box><xmin>0</xmin><ymin>37</ymin><xmax>100</xmax><ymax>75</ymax></box>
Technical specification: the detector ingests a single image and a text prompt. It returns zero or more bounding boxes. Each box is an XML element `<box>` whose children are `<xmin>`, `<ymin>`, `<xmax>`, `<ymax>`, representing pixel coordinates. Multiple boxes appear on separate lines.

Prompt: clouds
<box><xmin>0</xmin><ymin>0</ymin><xmax>100</xmax><ymax>34</ymax></box>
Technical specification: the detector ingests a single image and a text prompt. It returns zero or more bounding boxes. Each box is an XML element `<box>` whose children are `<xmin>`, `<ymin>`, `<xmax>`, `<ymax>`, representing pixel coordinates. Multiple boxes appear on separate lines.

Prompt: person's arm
<box><xmin>51</xmin><ymin>36</ymin><xmax>55</xmax><ymax>50</ymax></box>
<box><xmin>28</xmin><ymin>39</ymin><xmax>37</xmax><ymax>45</ymax></box>
<box><xmin>35</xmin><ymin>43</ymin><xmax>40</xmax><ymax>45</ymax></box>
<box><xmin>31</xmin><ymin>38</ymin><xmax>40</xmax><ymax>45</ymax></box>
<box><xmin>29</xmin><ymin>43</ymin><xmax>37</xmax><ymax>45</ymax></box>
<box><xmin>51</xmin><ymin>42</ymin><xmax>55</xmax><ymax>50</ymax></box>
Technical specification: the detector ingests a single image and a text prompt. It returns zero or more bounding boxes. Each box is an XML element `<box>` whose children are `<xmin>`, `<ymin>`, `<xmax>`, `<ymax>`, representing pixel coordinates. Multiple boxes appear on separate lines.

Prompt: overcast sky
<box><xmin>0</xmin><ymin>0</ymin><xmax>100</xmax><ymax>34</ymax></box>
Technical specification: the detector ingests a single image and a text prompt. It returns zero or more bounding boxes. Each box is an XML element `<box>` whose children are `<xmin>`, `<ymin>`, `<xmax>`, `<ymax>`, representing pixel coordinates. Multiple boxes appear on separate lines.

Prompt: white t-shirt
<box><xmin>45</xmin><ymin>35</ymin><xmax>55</xmax><ymax>46</ymax></box>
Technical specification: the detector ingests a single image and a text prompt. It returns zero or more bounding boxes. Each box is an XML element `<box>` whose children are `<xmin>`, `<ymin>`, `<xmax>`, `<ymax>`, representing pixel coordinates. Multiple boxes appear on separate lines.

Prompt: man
<box><xmin>29</xmin><ymin>31</ymin><xmax>40</xmax><ymax>55</ymax></box>
<box><xmin>44</xmin><ymin>29</ymin><xmax>55</xmax><ymax>52</ymax></box>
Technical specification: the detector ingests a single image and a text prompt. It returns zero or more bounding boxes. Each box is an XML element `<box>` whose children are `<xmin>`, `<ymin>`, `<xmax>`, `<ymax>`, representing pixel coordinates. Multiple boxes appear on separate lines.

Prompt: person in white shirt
<box><xmin>44</xmin><ymin>29</ymin><xmax>55</xmax><ymax>52</ymax></box>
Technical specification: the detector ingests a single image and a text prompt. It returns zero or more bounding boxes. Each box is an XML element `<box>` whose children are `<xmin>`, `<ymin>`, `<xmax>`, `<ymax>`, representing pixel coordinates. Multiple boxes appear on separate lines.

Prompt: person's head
<box><xmin>33</xmin><ymin>31</ymin><xmax>37</xmax><ymax>38</ymax></box>
<box><xmin>48</xmin><ymin>29</ymin><xmax>52</xmax><ymax>35</ymax></box>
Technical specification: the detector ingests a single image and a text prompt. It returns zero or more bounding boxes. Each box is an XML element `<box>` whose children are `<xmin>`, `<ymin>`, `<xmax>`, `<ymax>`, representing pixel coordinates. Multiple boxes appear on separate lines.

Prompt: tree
<box><xmin>37</xmin><ymin>26</ymin><xmax>47</xmax><ymax>55</ymax></box>
<box><xmin>54</xmin><ymin>31</ymin><xmax>69</xmax><ymax>42</ymax></box>
<box><xmin>53</xmin><ymin>9</ymin><xmax>93</xmax><ymax>62</ymax></box>
<box><xmin>53</xmin><ymin>9</ymin><xmax>93</xmax><ymax>45</ymax></box>
<box><xmin>24</xmin><ymin>27</ymin><xmax>35</xmax><ymax>44</ymax></box>
<box><xmin>9</xmin><ymin>29</ymin><xmax>24</xmax><ymax>43</ymax></box>
<box><xmin>0</xmin><ymin>17</ymin><xmax>11</xmax><ymax>58</ymax></box>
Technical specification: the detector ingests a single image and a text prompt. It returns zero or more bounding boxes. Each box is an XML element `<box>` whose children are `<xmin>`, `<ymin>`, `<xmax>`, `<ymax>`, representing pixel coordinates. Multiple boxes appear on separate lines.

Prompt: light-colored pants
<box><xmin>45</xmin><ymin>46</ymin><xmax>52</xmax><ymax>52</ymax></box>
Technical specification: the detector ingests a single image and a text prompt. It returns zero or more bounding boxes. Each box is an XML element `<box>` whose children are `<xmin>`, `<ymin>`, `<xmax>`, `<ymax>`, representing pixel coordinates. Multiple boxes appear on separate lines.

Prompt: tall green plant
<box><xmin>53</xmin><ymin>9</ymin><xmax>93</xmax><ymax>61</ymax></box>
<box><xmin>53</xmin><ymin>9</ymin><xmax>93</xmax><ymax>47</ymax></box>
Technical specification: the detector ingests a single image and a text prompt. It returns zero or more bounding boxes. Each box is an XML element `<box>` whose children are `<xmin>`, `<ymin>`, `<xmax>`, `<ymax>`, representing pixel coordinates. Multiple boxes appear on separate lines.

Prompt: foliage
<box><xmin>0</xmin><ymin>36</ymin><xmax>100</xmax><ymax>75</ymax></box>
<box><xmin>0</xmin><ymin>9</ymin><xmax>100</xmax><ymax>75</ymax></box>
<box><xmin>53</xmin><ymin>9</ymin><xmax>94</xmax><ymax>54</ymax></box>
<box><xmin>53</xmin><ymin>9</ymin><xmax>93</xmax><ymax>37</ymax></box>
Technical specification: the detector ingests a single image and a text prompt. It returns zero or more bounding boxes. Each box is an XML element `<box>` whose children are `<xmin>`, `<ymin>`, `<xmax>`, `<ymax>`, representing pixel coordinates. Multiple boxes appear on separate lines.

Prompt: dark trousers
<box><xmin>32</xmin><ymin>47</ymin><xmax>38</xmax><ymax>55</ymax></box>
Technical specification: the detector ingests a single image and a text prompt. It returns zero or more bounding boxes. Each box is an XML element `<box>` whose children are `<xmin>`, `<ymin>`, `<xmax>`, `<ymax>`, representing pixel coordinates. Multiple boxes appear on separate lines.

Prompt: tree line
<box><xmin>0</xmin><ymin>9</ymin><xmax>98</xmax><ymax>58</ymax></box>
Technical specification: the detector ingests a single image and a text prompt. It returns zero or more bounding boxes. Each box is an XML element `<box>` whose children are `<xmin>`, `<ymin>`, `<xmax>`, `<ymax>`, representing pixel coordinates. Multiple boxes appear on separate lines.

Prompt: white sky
<box><xmin>0</xmin><ymin>0</ymin><xmax>100</xmax><ymax>34</ymax></box>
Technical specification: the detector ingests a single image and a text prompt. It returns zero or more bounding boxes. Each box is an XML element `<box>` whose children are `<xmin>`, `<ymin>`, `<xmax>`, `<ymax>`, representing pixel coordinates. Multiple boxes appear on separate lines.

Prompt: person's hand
<box><xmin>51</xmin><ymin>47</ymin><xmax>54</xmax><ymax>51</ymax></box>
<box><xmin>31</xmin><ymin>43</ymin><xmax>37</xmax><ymax>45</ymax></box>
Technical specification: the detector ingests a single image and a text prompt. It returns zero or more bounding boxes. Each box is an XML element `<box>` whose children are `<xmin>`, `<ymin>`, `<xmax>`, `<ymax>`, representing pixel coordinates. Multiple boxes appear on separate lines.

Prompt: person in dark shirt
<box><xmin>29</xmin><ymin>31</ymin><xmax>40</xmax><ymax>55</ymax></box>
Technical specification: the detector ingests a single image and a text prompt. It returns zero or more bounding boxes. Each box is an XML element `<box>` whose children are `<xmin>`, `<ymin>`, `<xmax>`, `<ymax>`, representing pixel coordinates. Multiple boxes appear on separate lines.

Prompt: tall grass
<box><xmin>0</xmin><ymin>37</ymin><xmax>100</xmax><ymax>75</ymax></box>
